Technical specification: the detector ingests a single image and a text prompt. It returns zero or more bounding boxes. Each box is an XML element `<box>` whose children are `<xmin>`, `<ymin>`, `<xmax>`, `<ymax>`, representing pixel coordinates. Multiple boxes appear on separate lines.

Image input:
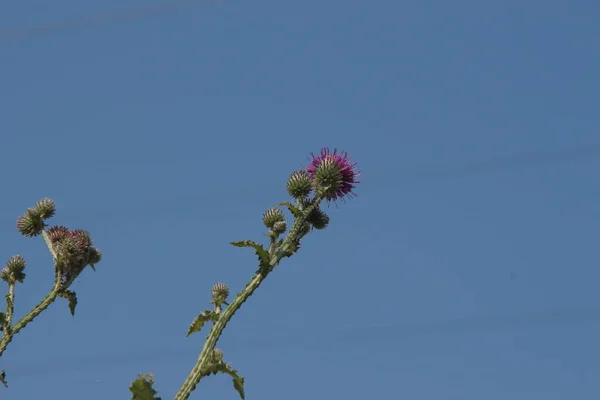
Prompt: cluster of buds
<box><xmin>16</xmin><ymin>198</ymin><xmax>56</xmax><ymax>237</ymax></box>
<box><xmin>46</xmin><ymin>226</ymin><xmax>102</xmax><ymax>284</ymax></box>
<box><xmin>262</xmin><ymin>208</ymin><xmax>286</xmax><ymax>234</ymax></box>
<box><xmin>280</xmin><ymin>148</ymin><xmax>359</xmax><ymax>233</ymax></box>
<box><xmin>0</xmin><ymin>255</ymin><xmax>26</xmax><ymax>286</ymax></box>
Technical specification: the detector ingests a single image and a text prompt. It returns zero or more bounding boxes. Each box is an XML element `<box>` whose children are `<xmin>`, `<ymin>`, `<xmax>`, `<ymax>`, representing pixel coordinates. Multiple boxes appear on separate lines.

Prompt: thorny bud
<box><xmin>306</xmin><ymin>148</ymin><xmax>360</xmax><ymax>203</ymax></box>
<box><xmin>211</xmin><ymin>282</ymin><xmax>229</xmax><ymax>303</ymax></box>
<box><xmin>272</xmin><ymin>221</ymin><xmax>287</xmax><ymax>234</ymax></box>
<box><xmin>46</xmin><ymin>226</ymin><xmax>70</xmax><ymax>243</ymax></box>
<box><xmin>16</xmin><ymin>198</ymin><xmax>58</xmax><ymax>237</ymax></box>
<box><xmin>34</xmin><ymin>198</ymin><xmax>56</xmax><ymax>220</ymax></box>
<box><xmin>1</xmin><ymin>255</ymin><xmax>26</xmax><ymax>285</ymax></box>
<box><xmin>87</xmin><ymin>248</ymin><xmax>102</xmax><ymax>265</ymax></box>
<box><xmin>262</xmin><ymin>208</ymin><xmax>285</xmax><ymax>229</ymax></box>
<box><xmin>48</xmin><ymin>226</ymin><xmax>100</xmax><ymax>283</ymax></box>
<box><xmin>16</xmin><ymin>208</ymin><xmax>44</xmax><ymax>237</ymax></box>
<box><xmin>286</xmin><ymin>170</ymin><xmax>313</xmax><ymax>199</ymax></box>
<box><xmin>69</xmin><ymin>229</ymin><xmax>92</xmax><ymax>248</ymax></box>
<box><xmin>55</xmin><ymin>237</ymin><xmax>87</xmax><ymax>283</ymax></box>
<box><xmin>211</xmin><ymin>348</ymin><xmax>224</xmax><ymax>363</ymax></box>
<box><xmin>306</xmin><ymin>207</ymin><xmax>330</xmax><ymax>230</ymax></box>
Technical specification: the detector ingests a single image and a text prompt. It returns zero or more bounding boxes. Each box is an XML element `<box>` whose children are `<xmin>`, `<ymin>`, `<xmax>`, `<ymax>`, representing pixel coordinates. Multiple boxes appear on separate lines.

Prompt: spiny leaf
<box><xmin>186</xmin><ymin>310</ymin><xmax>216</xmax><ymax>337</ymax></box>
<box><xmin>60</xmin><ymin>290</ymin><xmax>78</xmax><ymax>316</ymax></box>
<box><xmin>0</xmin><ymin>370</ymin><xmax>7</xmax><ymax>388</ymax></box>
<box><xmin>276</xmin><ymin>202</ymin><xmax>302</xmax><ymax>217</ymax></box>
<box><xmin>230</xmin><ymin>240</ymin><xmax>270</xmax><ymax>265</ymax></box>
<box><xmin>216</xmin><ymin>363</ymin><xmax>245</xmax><ymax>400</ymax></box>
<box><xmin>129</xmin><ymin>373</ymin><xmax>161</xmax><ymax>400</ymax></box>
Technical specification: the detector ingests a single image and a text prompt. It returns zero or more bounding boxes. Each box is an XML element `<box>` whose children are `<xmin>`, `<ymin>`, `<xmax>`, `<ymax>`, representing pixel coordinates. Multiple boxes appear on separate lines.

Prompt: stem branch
<box><xmin>173</xmin><ymin>198</ymin><xmax>320</xmax><ymax>400</ymax></box>
<box><xmin>0</xmin><ymin>231</ymin><xmax>61</xmax><ymax>358</ymax></box>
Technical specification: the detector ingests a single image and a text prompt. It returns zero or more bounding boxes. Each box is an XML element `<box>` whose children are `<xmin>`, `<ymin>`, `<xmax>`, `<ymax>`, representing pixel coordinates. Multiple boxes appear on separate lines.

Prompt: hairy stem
<box><xmin>0</xmin><ymin>231</ymin><xmax>60</xmax><ymax>358</ymax></box>
<box><xmin>173</xmin><ymin>199</ymin><xmax>320</xmax><ymax>400</ymax></box>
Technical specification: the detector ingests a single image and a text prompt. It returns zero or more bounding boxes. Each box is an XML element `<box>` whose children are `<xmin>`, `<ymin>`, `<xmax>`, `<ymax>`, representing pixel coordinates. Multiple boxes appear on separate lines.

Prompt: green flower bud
<box><xmin>286</xmin><ymin>170</ymin><xmax>312</xmax><ymax>199</ymax></box>
<box><xmin>272</xmin><ymin>221</ymin><xmax>287</xmax><ymax>234</ymax></box>
<box><xmin>34</xmin><ymin>198</ymin><xmax>56</xmax><ymax>220</ymax></box>
<box><xmin>1</xmin><ymin>255</ymin><xmax>26</xmax><ymax>284</ymax></box>
<box><xmin>70</xmin><ymin>229</ymin><xmax>92</xmax><ymax>248</ymax></box>
<box><xmin>46</xmin><ymin>226</ymin><xmax>70</xmax><ymax>243</ymax></box>
<box><xmin>16</xmin><ymin>208</ymin><xmax>44</xmax><ymax>237</ymax></box>
<box><xmin>87</xmin><ymin>247</ymin><xmax>102</xmax><ymax>265</ymax></box>
<box><xmin>211</xmin><ymin>348</ymin><xmax>224</xmax><ymax>363</ymax></box>
<box><xmin>211</xmin><ymin>282</ymin><xmax>229</xmax><ymax>303</ymax></box>
<box><xmin>307</xmin><ymin>207</ymin><xmax>330</xmax><ymax>230</ymax></box>
<box><xmin>262</xmin><ymin>208</ymin><xmax>285</xmax><ymax>229</ymax></box>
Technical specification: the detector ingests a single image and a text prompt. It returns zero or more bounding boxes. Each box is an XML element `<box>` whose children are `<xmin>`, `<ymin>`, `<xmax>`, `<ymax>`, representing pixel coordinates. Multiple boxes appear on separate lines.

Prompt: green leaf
<box><xmin>216</xmin><ymin>363</ymin><xmax>245</xmax><ymax>400</ymax></box>
<box><xmin>230</xmin><ymin>240</ymin><xmax>270</xmax><ymax>265</ymax></box>
<box><xmin>276</xmin><ymin>202</ymin><xmax>302</xmax><ymax>217</ymax></box>
<box><xmin>0</xmin><ymin>370</ymin><xmax>7</xmax><ymax>388</ymax></box>
<box><xmin>60</xmin><ymin>290</ymin><xmax>78</xmax><ymax>316</ymax></box>
<box><xmin>129</xmin><ymin>373</ymin><xmax>161</xmax><ymax>400</ymax></box>
<box><xmin>186</xmin><ymin>310</ymin><xmax>216</xmax><ymax>337</ymax></box>
<box><xmin>0</xmin><ymin>311</ymin><xmax>6</xmax><ymax>329</ymax></box>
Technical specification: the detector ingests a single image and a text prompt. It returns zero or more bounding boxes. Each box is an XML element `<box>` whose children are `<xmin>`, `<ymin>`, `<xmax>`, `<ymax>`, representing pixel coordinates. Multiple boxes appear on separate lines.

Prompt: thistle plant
<box><xmin>0</xmin><ymin>198</ymin><xmax>102</xmax><ymax>387</ymax></box>
<box><xmin>129</xmin><ymin>147</ymin><xmax>360</xmax><ymax>400</ymax></box>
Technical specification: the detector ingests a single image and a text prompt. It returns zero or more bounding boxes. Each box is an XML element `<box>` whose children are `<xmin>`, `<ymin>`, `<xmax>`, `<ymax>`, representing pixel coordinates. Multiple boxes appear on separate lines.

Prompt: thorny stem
<box><xmin>0</xmin><ymin>231</ymin><xmax>61</xmax><ymax>358</ymax></box>
<box><xmin>174</xmin><ymin>197</ymin><xmax>322</xmax><ymax>400</ymax></box>
<box><xmin>5</xmin><ymin>285</ymin><xmax>15</xmax><ymax>328</ymax></box>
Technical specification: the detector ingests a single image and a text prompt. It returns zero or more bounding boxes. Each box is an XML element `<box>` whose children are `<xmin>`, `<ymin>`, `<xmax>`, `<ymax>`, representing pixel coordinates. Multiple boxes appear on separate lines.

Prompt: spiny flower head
<box><xmin>49</xmin><ymin>227</ymin><xmax>100</xmax><ymax>284</ymax></box>
<box><xmin>286</xmin><ymin>170</ymin><xmax>313</xmax><ymax>199</ymax></box>
<box><xmin>211</xmin><ymin>282</ymin><xmax>229</xmax><ymax>302</ymax></box>
<box><xmin>1</xmin><ymin>255</ymin><xmax>27</xmax><ymax>284</ymax></box>
<box><xmin>305</xmin><ymin>147</ymin><xmax>359</xmax><ymax>202</ymax></box>
<box><xmin>87</xmin><ymin>247</ymin><xmax>102</xmax><ymax>266</ymax></box>
<box><xmin>262</xmin><ymin>208</ymin><xmax>285</xmax><ymax>229</ymax></box>
<box><xmin>46</xmin><ymin>225</ymin><xmax>70</xmax><ymax>243</ymax></box>
<box><xmin>306</xmin><ymin>207</ymin><xmax>330</xmax><ymax>230</ymax></box>
<box><xmin>16</xmin><ymin>198</ymin><xmax>57</xmax><ymax>237</ymax></box>
<box><xmin>34</xmin><ymin>198</ymin><xmax>56</xmax><ymax>220</ymax></box>
<box><xmin>16</xmin><ymin>208</ymin><xmax>44</xmax><ymax>237</ymax></box>
<box><xmin>68</xmin><ymin>229</ymin><xmax>92</xmax><ymax>249</ymax></box>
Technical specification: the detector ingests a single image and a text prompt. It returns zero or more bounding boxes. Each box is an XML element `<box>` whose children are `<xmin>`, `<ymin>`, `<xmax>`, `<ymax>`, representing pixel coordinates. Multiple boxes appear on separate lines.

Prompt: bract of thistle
<box><xmin>305</xmin><ymin>147</ymin><xmax>359</xmax><ymax>202</ymax></box>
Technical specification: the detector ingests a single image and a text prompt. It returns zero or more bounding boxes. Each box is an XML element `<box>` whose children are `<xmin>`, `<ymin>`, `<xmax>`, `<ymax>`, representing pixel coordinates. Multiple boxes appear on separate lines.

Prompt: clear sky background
<box><xmin>1</xmin><ymin>1</ymin><xmax>599</xmax><ymax>399</ymax></box>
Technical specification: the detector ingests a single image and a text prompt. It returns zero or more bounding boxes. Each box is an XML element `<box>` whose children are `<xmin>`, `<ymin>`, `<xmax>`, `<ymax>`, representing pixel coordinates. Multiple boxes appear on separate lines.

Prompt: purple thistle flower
<box><xmin>305</xmin><ymin>147</ymin><xmax>360</xmax><ymax>202</ymax></box>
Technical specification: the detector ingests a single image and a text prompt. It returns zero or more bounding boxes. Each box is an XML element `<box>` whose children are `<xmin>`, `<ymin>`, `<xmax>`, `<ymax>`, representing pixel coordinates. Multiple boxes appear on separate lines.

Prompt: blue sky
<box><xmin>1</xmin><ymin>0</ymin><xmax>599</xmax><ymax>399</ymax></box>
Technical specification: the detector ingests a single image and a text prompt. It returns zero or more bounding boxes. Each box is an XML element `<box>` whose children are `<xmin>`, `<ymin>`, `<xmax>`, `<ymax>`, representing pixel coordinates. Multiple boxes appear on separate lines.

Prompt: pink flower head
<box><xmin>305</xmin><ymin>147</ymin><xmax>360</xmax><ymax>202</ymax></box>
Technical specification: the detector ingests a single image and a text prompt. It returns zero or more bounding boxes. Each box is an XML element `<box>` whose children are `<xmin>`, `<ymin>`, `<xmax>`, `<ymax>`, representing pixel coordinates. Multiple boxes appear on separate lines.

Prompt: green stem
<box><xmin>0</xmin><ymin>278</ymin><xmax>61</xmax><ymax>358</ymax></box>
<box><xmin>173</xmin><ymin>198</ymin><xmax>321</xmax><ymax>400</ymax></box>
<box><xmin>5</xmin><ymin>285</ymin><xmax>15</xmax><ymax>328</ymax></box>
<box><xmin>0</xmin><ymin>231</ymin><xmax>61</xmax><ymax>358</ymax></box>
